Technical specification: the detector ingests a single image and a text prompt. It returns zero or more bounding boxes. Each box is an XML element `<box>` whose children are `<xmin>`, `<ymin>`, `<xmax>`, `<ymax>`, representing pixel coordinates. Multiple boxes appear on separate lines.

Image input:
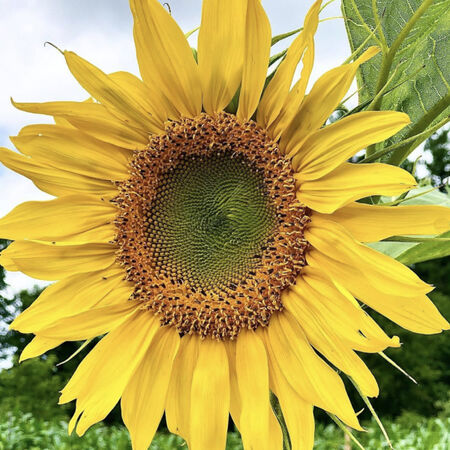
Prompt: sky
<box><xmin>0</xmin><ymin>0</ymin><xmax>352</xmax><ymax>295</ymax></box>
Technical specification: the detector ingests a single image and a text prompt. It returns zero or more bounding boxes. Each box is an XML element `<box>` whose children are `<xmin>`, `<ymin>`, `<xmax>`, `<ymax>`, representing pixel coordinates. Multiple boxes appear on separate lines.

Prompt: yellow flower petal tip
<box><xmin>1</xmin><ymin>0</ymin><xmax>447</xmax><ymax>447</ymax></box>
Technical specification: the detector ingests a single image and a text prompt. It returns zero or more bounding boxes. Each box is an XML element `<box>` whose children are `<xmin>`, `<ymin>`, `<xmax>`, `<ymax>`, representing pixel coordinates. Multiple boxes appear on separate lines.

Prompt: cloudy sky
<box><xmin>0</xmin><ymin>0</ymin><xmax>352</xmax><ymax>295</ymax></box>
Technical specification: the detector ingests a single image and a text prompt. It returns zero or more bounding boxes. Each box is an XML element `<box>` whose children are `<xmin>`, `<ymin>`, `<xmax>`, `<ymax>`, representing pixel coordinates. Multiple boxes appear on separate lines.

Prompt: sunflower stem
<box><xmin>270</xmin><ymin>392</ymin><xmax>291</xmax><ymax>450</ymax></box>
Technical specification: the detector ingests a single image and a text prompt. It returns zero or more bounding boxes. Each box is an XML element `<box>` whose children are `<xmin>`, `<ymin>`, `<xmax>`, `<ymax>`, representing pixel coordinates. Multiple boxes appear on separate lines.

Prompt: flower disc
<box><xmin>115</xmin><ymin>113</ymin><xmax>310</xmax><ymax>339</ymax></box>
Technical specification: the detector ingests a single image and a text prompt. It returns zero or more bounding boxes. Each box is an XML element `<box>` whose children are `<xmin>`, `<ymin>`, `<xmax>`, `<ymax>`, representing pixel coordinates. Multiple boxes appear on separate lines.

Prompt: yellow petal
<box><xmin>268</xmin><ymin>409</ymin><xmax>283</xmax><ymax>450</ymax></box>
<box><xmin>0</xmin><ymin>240</ymin><xmax>116</xmax><ymax>281</ymax></box>
<box><xmin>19</xmin><ymin>336</ymin><xmax>63</xmax><ymax>362</ymax></box>
<box><xmin>0</xmin><ymin>195</ymin><xmax>117</xmax><ymax>243</ymax></box>
<box><xmin>190</xmin><ymin>337</ymin><xmax>230</xmax><ymax>450</ymax></box>
<box><xmin>223</xmin><ymin>341</ymin><xmax>242</xmax><ymax>429</ymax></box>
<box><xmin>64</xmin><ymin>51</ymin><xmax>164</xmax><ymax>133</ymax></box>
<box><xmin>12</xmin><ymin>100</ymin><xmax>148</xmax><ymax>150</ymax></box>
<box><xmin>130</xmin><ymin>0</ymin><xmax>201</xmax><ymax>118</ymax></box>
<box><xmin>12</xmin><ymin>124</ymin><xmax>130</xmax><ymax>180</ymax></box>
<box><xmin>268</xmin><ymin>38</ymin><xmax>315</xmax><ymax>142</ymax></box>
<box><xmin>0</xmin><ymin>147</ymin><xmax>117</xmax><ymax>198</ymax></box>
<box><xmin>225</xmin><ymin>340</ymin><xmax>282</xmax><ymax>450</ymax></box>
<box><xmin>11</xmin><ymin>265</ymin><xmax>130</xmax><ymax>333</ymax></box>
<box><xmin>297</xmin><ymin>163</ymin><xmax>417</xmax><ymax>214</ymax></box>
<box><xmin>325</xmin><ymin>202</ymin><xmax>450</xmax><ymax>242</ymax></box>
<box><xmin>36</xmin><ymin>302</ymin><xmax>137</xmax><ymax>341</ymax></box>
<box><xmin>291</xmin><ymin>110</ymin><xmax>411</xmax><ymax>177</ymax></box>
<box><xmin>165</xmin><ymin>335</ymin><xmax>199</xmax><ymax>443</ymax></box>
<box><xmin>308</xmin><ymin>249</ymin><xmax>449</xmax><ymax>334</ymax></box>
<box><xmin>198</xmin><ymin>0</ymin><xmax>247</xmax><ymax>113</ymax></box>
<box><xmin>122</xmin><ymin>326</ymin><xmax>180</xmax><ymax>450</ymax></box>
<box><xmin>257</xmin><ymin>0</ymin><xmax>321</xmax><ymax>129</ymax></box>
<box><xmin>265</xmin><ymin>312</ymin><xmax>362</xmax><ymax>430</ymax></box>
<box><xmin>296</xmin><ymin>266</ymin><xmax>400</xmax><ymax>353</ymax></box>
<box><xmin>282</xmin><ymin>46</ymin><xmax>380</xmax><ymax>153</ymax></box>
<box><xmin>236</xmin><ymin>0</ymin><xmax>271</xmax><ymax>121</ymax></box>
<box><xmin>307</xmin><ymin>217</ymin><xmax>432</xmax><ymax>296</ymax></box>
<box><xmin>108</xmin><ymin>71</ymin><xmax>174</xmax><ymax>124</ymax></box>
<box><xmin>265</xmin><ymin>334</ymin><xmax>315</xmax><ymax>450</ymax></box>
<box><xmin>236</xmin><ymin>329</ymin><xmax>271</xmax><ymax>450</ymax></box>
<box><xmin>284</xmin><ymin>291</ymin><xmax>379</xmax><ymax>397</ymax></box>
<box><xmin>60</xmin><ymin>310</ymin><xmax>160</xmax><ymax>436</ymax></box>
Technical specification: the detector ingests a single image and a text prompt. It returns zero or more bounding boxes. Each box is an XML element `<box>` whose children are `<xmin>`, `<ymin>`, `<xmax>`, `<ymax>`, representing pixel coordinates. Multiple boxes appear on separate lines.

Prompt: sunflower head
<box><xmin>0</xmin><ymin>0</ymin><xmax>448</xmax><ymax>449</ymax></box>
<box><xmin>115</xmin><ymin>112</ymin><xmax>310</xmax><ymax>339</ymax></box>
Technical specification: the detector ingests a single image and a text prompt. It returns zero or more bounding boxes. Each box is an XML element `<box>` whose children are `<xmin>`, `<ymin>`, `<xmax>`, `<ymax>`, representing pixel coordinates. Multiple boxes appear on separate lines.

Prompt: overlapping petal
<box><xmin>235</xmin><ymin>330</ymin><xmax>271</xmax><ymax>450</ymax></box>
<box><xmin>19</xmin><ymin>336</ymin><xmax>64</xmax><ymax>362</ymax></box>
<box><xmin>307</xmin><ymin>217</ymin><xmax>432</xmax><ymax>296</ymax></box>
<box><xmin>264</xmin><ymin>312</ymin><xmax>362</xmax><ymax>430</ymax></box>
<box><xmin>12</xmin><ymin>100</ymin><xmax>148</xmax><ymax>150</ymax></box>
<box><xmin>296</xmin><ymin>267</ymin><xmax>400</xmax><ymax>352</ymax></box>
<box><xmin>130</xmin><ymin>0</ymin><xmax>201</xmax><ymax>118</ymax></box>
<box><xmin>284</xmin><ymin>291</ymin><xmax>379</xmax><ymax>397</ymax></box>
<box><xmin>165</xmin><ymin>335</ymin><xmax>199</xmax><ymax>444</ymax></box>
<box><xmin>189</xmin><ymin>338</ymin><xmax>230</xmax><ymax>450</ymax></box>
<box><xmin>12</xmin><ymin>124</ymin><xmax>130</xmax><ymax>180</ymax></box>
<box><xmin>308</xmin><ymin>250</ymin><xmax>449</xmax><ymax>334</ymax></box>
<box><xmin>198</xmin><ymin>0</ymin><xmax>247</xmax><ymax>113</ymax></box>
<box><xmin>10</xmin><ymin>265</ymin><xmax>130</xmax><ymax>333</ymax></box>
<box><xmin>291</xmin><ymin>111</ymin><xmax>411</xmax><ymax>178</ymax></box>
<box><xmin>0</xmin><ymin>195</ymin><xmax>117</xmax><ymax>243</ymax></box>
<box><xmin>326</xmin><ymin>202</ymin><xmax>450</xmax><ymax>242</ymax></box>
<box><xmin>236</xmin><ymin>0</ymin><xmax>271</xmax><ymax>121</ymax></box>
<box><xmin>60</xmin><ymin>310</ymin><xmax>160</xmax><ymax>436</ymax></box>
<box><xmin>0</xmin><ymin>240</ymin><xmax>116</xmax><ymax>281</ymax></box>
<box><xmin>64</xmin><ymin>51</ymin><xmax>165</xmax><ymax>133</ymax></box>
<box><xmin>297</xmin><ymin>163</ymin><xmax>417</xmax><ymax>213</ymax></box>
<box><xmin>257</xmin><ymin>0</ymin><xmax>321</xmax><ymax>130</ymax></box>
<box><xmin>0</xmin><ymin>147</ymin><xmax>117</xmax><ymax>197</ymax></box>
<box><xmin>282</xmin><ymin>46</ymin><xmax>381</xmax><ymax>153</ymax></box>
<box><xmin>122</xmin><ymin>326</ymin><xmax>180</xmax><ymax>450</ymax></box>
<box><xmin>266</xmin><ymin>342</ymin><xmax>315</xmax><ymax>450</ymax></box>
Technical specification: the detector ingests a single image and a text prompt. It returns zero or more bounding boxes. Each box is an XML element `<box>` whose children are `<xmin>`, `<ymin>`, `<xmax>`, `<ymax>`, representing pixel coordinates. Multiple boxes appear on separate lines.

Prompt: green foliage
<box><xmin>422</xmin><ymin>127</ymin><xmax>450</xmax><ymax>188</ymax></box>
<box><xmin>0</xmin><ymin>286</ymin><xmax>42</xmax><ymax>362</ymax></box>
<box><xmin>0</xmin><ymin>240</ymin><xmax>7</xmax><ymax>290</ymax></box>
<box><xmin>0</xmin><ymin>412</ymin><xmax>448</xmax><ymax>450</ymax></box>
<box><xmin>0</xmin><ymin>356</ymin><xmax>70</xmax><ymax>420</ymax></box>
<box><xmin>342</xmin><ymin>0</ymin><xmax>450</xmax><ymax>164</ymax></box>
<box><xmin>397</xmin><ymin>230</ymin><xmax>450</xmax><ymax>265</ymax></box>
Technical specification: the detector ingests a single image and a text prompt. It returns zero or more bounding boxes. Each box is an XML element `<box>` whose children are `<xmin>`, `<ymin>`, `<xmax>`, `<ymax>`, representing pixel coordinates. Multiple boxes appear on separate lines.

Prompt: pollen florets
<box><xmin>114</xmin><ymin>112</ymin><xmax>310</xmax><ymax>339</ymax></box>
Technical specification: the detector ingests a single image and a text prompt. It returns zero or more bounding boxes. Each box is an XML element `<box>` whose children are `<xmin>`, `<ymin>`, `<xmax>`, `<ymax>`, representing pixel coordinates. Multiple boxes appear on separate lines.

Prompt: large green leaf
<box><xmin>368</xmin><ymin>186</ymin><xmax>450</xmax><ymax>264</ymax></box>
<box><xmin>342</xmin><ymin>0</ymin><xmax>450</xmax><ymax>164</ymax></box>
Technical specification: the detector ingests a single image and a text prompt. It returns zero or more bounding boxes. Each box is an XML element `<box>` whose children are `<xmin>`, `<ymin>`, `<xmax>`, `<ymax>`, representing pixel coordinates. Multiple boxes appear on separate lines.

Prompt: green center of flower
<box><xmin>115</xmin><ymin>112</ymin><xmax>310</xmax><ymax>339</ymax></box>
<box><xmin>146</xmin><ymin>150</ymin><xmax>277</xmax><ymax>292</ymax></box>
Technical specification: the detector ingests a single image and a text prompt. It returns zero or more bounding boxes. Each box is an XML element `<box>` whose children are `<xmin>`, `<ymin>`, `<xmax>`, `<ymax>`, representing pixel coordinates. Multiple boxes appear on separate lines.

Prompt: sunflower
<box><xmin>0</xmin><ymin>0</ymin><xmax>449</xmax><ymax>448</ymax></box>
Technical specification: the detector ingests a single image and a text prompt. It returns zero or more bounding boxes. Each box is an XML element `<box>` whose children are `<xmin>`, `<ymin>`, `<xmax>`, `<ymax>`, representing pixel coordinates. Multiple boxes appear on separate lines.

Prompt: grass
<box><xmin>0</xmin><ymin>412</ymin><xmax>448</xmax><ymax>449</ymax></box>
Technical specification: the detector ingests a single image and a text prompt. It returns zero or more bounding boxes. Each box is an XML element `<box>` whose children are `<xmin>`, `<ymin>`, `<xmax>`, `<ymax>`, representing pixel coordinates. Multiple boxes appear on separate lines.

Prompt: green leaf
<box><xmin>368</xmin><ymin>186</ymin><xmax>450</xmax><ymax>264</ymax></box>
<box><xmin>342</xmin><ymin>0</ymin><xmax>450</xmax><ymax>164</ymax></box>
<box><xmin>396</xmin><ymin>230</ymin><xmax>450</xmax><ymax>265</ymax></box>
